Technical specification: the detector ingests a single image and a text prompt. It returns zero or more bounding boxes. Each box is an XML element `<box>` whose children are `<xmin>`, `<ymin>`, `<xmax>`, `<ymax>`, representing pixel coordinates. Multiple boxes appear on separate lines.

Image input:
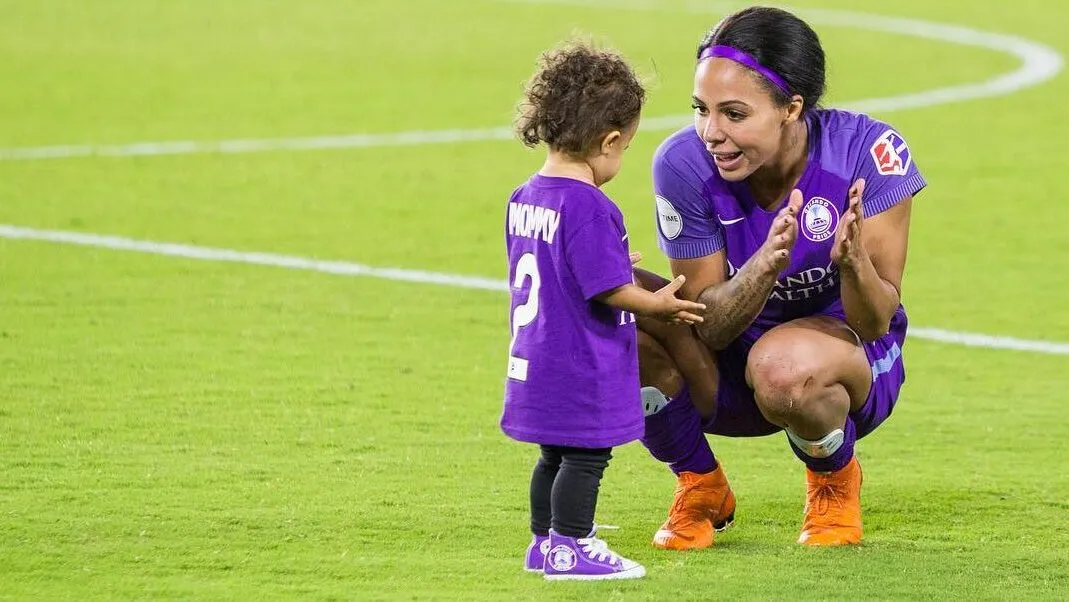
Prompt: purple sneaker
<box><xmin>524</xmin><ymin>534</ymin><xmax>550</xmax><ymax>573</ymax></box>
<box><xmin>543</xmin><ymin>530</ymin><xmax>646</xmax><ymax>581</ymax></box>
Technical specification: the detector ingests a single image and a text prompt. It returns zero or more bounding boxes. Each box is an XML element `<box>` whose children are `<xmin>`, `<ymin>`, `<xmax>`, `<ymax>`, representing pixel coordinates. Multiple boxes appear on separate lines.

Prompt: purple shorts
<box><xmin>703</xmin><ymin>307</ymin><xmax>908</xmax><ymax>439</ymax></box>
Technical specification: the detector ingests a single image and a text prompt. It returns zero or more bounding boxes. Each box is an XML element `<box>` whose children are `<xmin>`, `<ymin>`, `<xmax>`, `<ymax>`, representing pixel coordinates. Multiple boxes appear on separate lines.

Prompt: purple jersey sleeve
<box><xmin>653</xmin><ymin>148</ymin><xmax>724</xmax><ymax>259</ymax></box>
<box><xmin>565</xmin><ymin>215</ymin><xmax>633</xmax><ymax>301</ymax></box>
<box><xmin>855</xmin><ymin>121</ymin><xmax>927</xmax><ymax>217</ymax></box>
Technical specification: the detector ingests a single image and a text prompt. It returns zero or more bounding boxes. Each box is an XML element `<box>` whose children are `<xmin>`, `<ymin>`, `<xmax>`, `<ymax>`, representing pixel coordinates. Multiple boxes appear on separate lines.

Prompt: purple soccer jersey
<box><xmin>653</xmin><ymin>109</ymin><xmax>925</xmax><ymax>329</ymax></box>
<box><xmin>652</xmin><ymin>109</ymin><xmax>926</xmax><ymax>437</ymax></box>
<box><xmin>500</xmin><ymin>175</ymin><xmax>644</xmax><ymax>449</ymax></box>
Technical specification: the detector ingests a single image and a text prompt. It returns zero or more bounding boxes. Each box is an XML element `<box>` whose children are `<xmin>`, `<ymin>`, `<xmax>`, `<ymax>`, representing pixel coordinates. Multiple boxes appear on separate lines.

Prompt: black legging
<box><xmin>530</xmin><ymin>445</ymin><xmax>613</xmax><ymax>538</ymax></box>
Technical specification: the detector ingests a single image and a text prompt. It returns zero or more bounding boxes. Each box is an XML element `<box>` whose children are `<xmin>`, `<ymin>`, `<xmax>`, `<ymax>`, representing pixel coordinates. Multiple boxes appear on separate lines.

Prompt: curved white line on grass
<box><xmin>3</xmin><ymin>223</ymin><xmax>1067</xmax><ymax>356</ymax></box>
<box><xmin>0</xmin><ymin>6</ymin><xmax>1060</xmax><ymax>161</ymax></box>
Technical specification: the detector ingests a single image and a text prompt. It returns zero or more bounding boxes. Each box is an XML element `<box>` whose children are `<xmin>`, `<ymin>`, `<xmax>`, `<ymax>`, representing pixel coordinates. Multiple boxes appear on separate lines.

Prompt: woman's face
<box><xmin>692</xmin><ymin>58</ymin><xmax>798</xmax><ymax>182</ymax></box>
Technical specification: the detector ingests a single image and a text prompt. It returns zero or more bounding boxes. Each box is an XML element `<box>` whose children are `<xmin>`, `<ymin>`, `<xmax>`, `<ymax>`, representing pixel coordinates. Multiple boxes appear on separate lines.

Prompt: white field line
<box><xmin>3</xmin><ymin>223</ymin><xmax>1067</xmax><ymax>356</ymax></box>
<box><xmin>0</xmin><ymin>5</ymin><xmax>1061</xmax><ymax>161</ymax></box>
<box><xmin>0</xmin><ymin>224</ymin><xmax>505</xmax><ymax>292</ymax></box>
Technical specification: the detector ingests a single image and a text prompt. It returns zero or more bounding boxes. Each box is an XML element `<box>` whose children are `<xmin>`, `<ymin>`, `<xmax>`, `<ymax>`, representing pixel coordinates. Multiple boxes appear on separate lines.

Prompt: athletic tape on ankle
<box><xmin>786</xmin><ymin>428</ymin><xmax>845</xmax><ymax>458</ymax></box>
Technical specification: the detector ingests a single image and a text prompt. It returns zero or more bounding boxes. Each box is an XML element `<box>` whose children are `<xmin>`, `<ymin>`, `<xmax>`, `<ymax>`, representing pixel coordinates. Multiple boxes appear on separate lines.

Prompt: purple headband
<box><xmin>699</xmin><ymin>45</ymin><xmax>791</xmax><ymax>96</ymax></box>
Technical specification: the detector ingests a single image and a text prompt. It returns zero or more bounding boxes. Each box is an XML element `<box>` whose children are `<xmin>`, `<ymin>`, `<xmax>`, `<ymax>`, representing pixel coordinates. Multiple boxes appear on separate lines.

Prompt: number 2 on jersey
<box><xmin>507</xmin><ymin>253</ymin><xmax>540</xmax><ymax>381</ymax></box>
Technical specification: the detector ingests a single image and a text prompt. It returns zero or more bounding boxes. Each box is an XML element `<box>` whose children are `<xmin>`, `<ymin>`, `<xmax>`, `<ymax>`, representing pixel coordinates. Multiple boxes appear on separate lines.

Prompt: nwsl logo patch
<box><xmin>869</xmin><ymin>129</ymin><xmax>912</xmax><ymax>176</ymax></box>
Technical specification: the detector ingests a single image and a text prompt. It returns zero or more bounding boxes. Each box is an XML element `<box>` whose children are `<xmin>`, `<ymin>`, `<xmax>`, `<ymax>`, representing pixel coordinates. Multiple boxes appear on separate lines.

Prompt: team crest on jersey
<box><xmin>869</xmin><ymin>129</ymin><xmax>912</xmax><ymax>176</ymax></box>
<box><xmin>800</xmin><ymin>197</ymin><xmax>839</xmax><ymax>242</ymax></box>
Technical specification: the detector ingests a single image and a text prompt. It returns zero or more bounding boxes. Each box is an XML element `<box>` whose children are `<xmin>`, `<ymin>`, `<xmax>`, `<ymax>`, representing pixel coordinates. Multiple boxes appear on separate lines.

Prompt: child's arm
<box><xmin>596</xmin><ymin>275</ymin><xmax>705</xmax><ymax>325</ymax></box>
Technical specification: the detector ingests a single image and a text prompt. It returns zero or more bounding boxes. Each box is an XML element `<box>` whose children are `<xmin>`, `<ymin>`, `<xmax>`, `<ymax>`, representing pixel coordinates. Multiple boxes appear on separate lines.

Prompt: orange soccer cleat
<box><xmin>798</xmin><ymin>456</ymin><xmax>864</xmax><ymax>546</ymax></box>
<box><xmin>652</xmin><ymin>466</ymin><xmax>736</xmax><ymax>550</ymax></box>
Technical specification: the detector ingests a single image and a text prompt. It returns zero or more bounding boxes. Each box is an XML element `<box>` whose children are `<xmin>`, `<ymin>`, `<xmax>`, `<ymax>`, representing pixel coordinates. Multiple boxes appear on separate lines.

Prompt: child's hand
<box><xmin>651</xmin><ymin>275</ymin><xmax>706</xmax><ymax>324</ymax></box>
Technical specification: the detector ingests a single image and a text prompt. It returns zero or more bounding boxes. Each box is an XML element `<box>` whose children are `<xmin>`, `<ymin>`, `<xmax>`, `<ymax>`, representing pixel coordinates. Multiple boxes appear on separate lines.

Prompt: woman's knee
<box><xmin>746</xmin><ymin>336</ymin><xmax>838</xmax><ymax>426</ymax></box>
<box><xmin>749</xmin><ymin>362</ymin><xmax>816</xmax><ymax>425</ymax></box>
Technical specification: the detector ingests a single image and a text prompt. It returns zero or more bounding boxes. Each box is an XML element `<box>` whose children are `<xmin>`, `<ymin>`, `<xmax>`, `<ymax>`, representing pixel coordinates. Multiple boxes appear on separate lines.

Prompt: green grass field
<box><xmin>2</xmin><ymin>0</ymin><xmax>1068</xmax><ymax>599</ymax></box>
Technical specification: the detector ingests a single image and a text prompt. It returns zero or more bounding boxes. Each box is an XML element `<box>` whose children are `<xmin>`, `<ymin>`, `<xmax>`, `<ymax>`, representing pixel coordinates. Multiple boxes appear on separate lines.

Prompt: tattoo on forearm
<box><xmin>695</xmin><ymin>260</ymin><xmax>777</xmax><ymax>350</ymax></box>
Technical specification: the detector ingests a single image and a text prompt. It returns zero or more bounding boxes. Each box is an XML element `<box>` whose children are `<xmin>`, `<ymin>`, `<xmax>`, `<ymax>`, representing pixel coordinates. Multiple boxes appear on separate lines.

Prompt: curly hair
<box><xmin>515</xmin><ymin>42</ymin><xmax>645</xmax><ymax>157</ymax></box>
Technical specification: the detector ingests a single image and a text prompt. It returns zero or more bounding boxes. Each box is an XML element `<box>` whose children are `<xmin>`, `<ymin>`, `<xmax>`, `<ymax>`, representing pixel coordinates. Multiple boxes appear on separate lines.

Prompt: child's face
<box><xmin>590</xmin><ymin>118</ymin><xmax>640</xmax><ymax>187</ymax></box>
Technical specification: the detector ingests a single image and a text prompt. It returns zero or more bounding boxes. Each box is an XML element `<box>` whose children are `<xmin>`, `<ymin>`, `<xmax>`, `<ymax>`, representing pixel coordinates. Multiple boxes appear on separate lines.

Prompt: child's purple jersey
<box><xmin>653</xmin><ymin>108</ymin><xmax>926</xmax><ymax>330</ymax></box>
<box><xmin>500</xmin><ymin>175</ymin><xmax>644</xmax><ymax>449</ymax></box>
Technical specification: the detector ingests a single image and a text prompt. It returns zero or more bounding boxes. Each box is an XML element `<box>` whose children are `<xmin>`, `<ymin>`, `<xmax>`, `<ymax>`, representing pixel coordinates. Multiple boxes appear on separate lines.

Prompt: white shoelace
<box><xmin>577</xmin><ymin>536</ymin><xmax>619</xmax><ymax>565</ymax></box>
